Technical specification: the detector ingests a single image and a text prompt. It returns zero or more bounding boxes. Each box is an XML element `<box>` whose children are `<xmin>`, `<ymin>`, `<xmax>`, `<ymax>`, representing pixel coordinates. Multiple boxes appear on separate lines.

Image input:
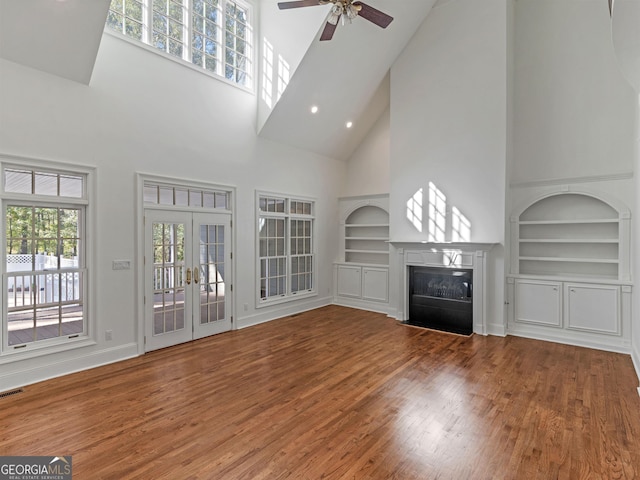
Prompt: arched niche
<box><xmin>344</xmin><ymin>205</ymin><xmax>390</xmax><ymax>265</ymax></box>
<box><xmin>510</xmin><ymin>190</ymin><xmax>630</xmax><ymax>281</ymax></box>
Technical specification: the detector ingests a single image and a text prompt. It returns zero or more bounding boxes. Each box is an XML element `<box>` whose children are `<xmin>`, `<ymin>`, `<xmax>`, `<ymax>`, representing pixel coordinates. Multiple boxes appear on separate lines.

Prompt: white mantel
<box><xmin>389</xmin><ymin>241</ymin><xmax>497</xmax><ymax>335</ymax></box>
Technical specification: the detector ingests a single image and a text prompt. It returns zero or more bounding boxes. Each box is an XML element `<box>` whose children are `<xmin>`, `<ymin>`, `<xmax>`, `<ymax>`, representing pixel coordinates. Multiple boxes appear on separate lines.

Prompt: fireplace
<box><xmin>390</xmin><ymin>242</ymin><xmax>495</xmax><ymax>336</ymax></box>
<box><xmin>408</xmin><ymin>266</ymin><xmax>473</xmax><ymax>335</ymax></box>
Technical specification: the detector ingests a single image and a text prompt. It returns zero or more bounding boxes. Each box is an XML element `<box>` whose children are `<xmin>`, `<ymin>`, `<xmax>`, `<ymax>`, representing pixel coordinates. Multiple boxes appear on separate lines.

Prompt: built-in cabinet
<box><xmin>336</xmin><ymin>264</ymin><xmax>389</xmax><ymax>303</ymax></box>
<box><xmin>334</xmin><ymin>195</ymin><xmax>390</xmax><ymax>314</ymax></box>
<box><xmin>514</xmin><ymin>279</ymin><xmax>562</xmax><ymax>327</ymax></box>
<box><xmin>514</xmin><ymin>279</ymin><xmax>620</xmax><ymax>335</ymax></box>
<box><xmin>508</xmin><ymin>189</ymin><xmax>631</xmax><ymax>352</ymax></box>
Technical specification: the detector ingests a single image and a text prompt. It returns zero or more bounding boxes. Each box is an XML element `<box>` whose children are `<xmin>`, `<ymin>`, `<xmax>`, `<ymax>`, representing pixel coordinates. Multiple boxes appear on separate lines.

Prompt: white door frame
<box><xmin>135</xmin><ymin>173</ymin><xmax>236</xmax><ymax>355</ymax></box>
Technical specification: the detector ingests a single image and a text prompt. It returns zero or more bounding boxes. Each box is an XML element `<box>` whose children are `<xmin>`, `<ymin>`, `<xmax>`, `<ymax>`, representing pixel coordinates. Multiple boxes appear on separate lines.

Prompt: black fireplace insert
<box><xmin>408</xmin><ymin>266</ymin><xmax>473</xmax><ymax>335</ymax></box>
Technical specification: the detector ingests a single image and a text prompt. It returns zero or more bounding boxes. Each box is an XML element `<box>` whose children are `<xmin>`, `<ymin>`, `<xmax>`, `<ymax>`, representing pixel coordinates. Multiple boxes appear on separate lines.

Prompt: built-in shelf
<box><xmin>345</xmin><ymin>223</ymin><xmax>390</xmax><ymax>228</ymax></box>
<box><xmin>345</xmin><ymin>249</ymin><xmax>390</xmax><ymax>255</ymax></box>
<box><xmin>515</xmin><ymin>272</ymin><xmax>622</xmax><ymax>283</ymax></box>
<box><xmin>518</xmin><ymin>219</ymin><xmax>619</xmax><ymax>225</ymax></box>
<box><xmin>519</xmin><ymin>238</ymin><xmax>618</xmax><ymax>243</ymax></box>
<box><xmin>335</xmin><ymin>195</ymin><xmax>390</xmax><ymax>312</ymax></box>
<box><xmin>508</xmin><ymin>189</ymin><xmax>632</xmax><ymax>351</ymax></box>
<box><xmin>343</xmin><ymin>204</ymin><xmax>389</xmax><ymax>266</ymax></box>
<box><xmin>515</xmin><ymin>193</ymin><xmax>622</xmax><ymax>279</ymax></box>
<box><xmin>346</xmin><ymin>236</ymin><xmax>389</xmax><ymax>241</ymax></box>
<box><xmin>519</xmin><ymin>256</ymin><xmax>619</xmax><ymax>264</ymax></box>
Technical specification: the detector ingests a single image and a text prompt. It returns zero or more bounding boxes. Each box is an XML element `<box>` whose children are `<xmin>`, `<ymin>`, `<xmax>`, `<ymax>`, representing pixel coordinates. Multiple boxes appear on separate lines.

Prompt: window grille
<box><xmin>143</xmin><ymin>182</ymin><xmax>230</xmax><ymax>209</ymax></box>
<box><xmin>2</xmin><ymin>164</ymin><xmax>88</xmax><ymax>353</ymax></box>
<box><xmin>106</xmin><ymin>0</ymin><xmax>253</xmax><ymax>88</ymax></box>
<box><xmin>257</xmin><ymin>193</ymin><xmax>315</xmax><ymax>304</ymax></box>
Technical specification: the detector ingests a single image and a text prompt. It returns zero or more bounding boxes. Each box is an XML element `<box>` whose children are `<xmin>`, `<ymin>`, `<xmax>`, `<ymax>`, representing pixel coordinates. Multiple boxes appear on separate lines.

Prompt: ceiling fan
<box><xmin>277</xmin><ymin>0</ymin><xmax>394</xmax><ymax>41</ymax></box>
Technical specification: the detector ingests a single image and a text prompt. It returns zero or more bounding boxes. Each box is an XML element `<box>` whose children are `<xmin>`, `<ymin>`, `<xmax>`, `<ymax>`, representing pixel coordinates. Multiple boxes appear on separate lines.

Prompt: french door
<box><xmin>144</xmin><ymin>210</ymin><xmax>232</xmax><ymax>352</ymax></box>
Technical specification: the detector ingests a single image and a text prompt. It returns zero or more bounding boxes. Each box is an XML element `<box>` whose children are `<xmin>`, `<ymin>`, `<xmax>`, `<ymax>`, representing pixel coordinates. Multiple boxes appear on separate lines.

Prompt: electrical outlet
<box><xmin>243</xmin><ymin>303</ymin><xmax>248</xmax><ymax>311</ymax></box>
<box><xmin>105</xmin><ymin>330</ymin><xmax>113</xmax><ymax>341</ymax></box>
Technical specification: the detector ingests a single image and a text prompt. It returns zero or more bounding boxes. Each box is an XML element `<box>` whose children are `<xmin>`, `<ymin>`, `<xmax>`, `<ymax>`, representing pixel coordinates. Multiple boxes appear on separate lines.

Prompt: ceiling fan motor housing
<box><xmin>278</xmin><ymin>0</ymin><xmax>394</xmax><ymax>41</ymax></box>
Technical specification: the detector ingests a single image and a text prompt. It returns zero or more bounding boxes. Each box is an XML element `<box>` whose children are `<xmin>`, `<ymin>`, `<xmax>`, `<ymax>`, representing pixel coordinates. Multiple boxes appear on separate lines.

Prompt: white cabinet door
<box><xmin>336</xmin><ymin>265</ymin><xmax>362</xmax><ymax>298</ymax></box>
<box><xmin>515</xmin><ymin>279</ymin><xmax>562</xmax><ymax>327</ymax></box>
<box><xmin>565</xmin><ymin>283</ymin><xmax>620</xmax><ymax>335</ymax></box>
<box><xmin>362</xmin><ymin>267</ymin><xmax>389</xmax><ymax>303</ymax></box>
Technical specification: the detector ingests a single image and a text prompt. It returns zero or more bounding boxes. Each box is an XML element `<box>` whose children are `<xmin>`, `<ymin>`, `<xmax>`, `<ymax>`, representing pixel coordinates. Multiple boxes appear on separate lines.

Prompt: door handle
<box><xmin>186</xmin><ymin>268</ymin><xmax>191</xmax><ymax>285</ymax></box>
<box><xmin>194</xmin><ymin>267</ymin><xmax>199</xmax><ymax>284</ymax></box>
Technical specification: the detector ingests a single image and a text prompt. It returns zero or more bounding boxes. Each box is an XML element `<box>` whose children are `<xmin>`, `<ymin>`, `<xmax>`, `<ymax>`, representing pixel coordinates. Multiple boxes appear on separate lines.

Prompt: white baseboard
<box><xmin>236</xmin><ymin>296</ymin><xmax>332</xmax><ymax>330</ymax></box>
<box><xmin>332</xmin><ymin>297</ymin><xmax>390</xmax><ymax>315</ymax></box>
<box><xmin>0</xmin><ymin>342</ymin><xmax>139</xmax><ymax>392</ymax></box>
<box><xmin>507</xmin><ymin>327</ymin><xmax>631</xmax><ymax>355</ymax></box>
<box><xmin>632</xmin><ymin>342</ymin><xmax>640</xmax><ymax>387</ymax></box>
<box><xmin>487</xmin><ymin>322</ymin><xmax>507</xmax><ymax>337</ymax></box>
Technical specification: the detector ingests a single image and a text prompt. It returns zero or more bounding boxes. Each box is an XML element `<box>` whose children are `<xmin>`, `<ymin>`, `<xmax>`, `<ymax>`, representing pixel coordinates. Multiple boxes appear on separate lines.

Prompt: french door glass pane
<box><xmin>152</xmin><ymin>222</ymin><xmax>186</xmax><ymax>335</ymax></box>
<box><xmin>199</xmin><ymin>224</ymin><xmax>225</xmax><ymax>324</ymax></box>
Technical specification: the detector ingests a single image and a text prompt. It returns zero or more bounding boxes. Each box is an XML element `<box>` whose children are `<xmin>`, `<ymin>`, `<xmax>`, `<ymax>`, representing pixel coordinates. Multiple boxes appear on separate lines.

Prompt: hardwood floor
<box><xmin>1</xmin><ymin>305</ymin><xmax>639</xmax><ymax>479</ymax></box>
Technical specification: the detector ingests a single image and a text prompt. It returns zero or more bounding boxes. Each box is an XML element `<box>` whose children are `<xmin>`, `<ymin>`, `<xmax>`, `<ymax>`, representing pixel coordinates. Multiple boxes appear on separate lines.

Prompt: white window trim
<box><xmin>0</xmin><ymin>155</ymin><xmax>97</xmax><ymax>363</ymax></box>
<box><xmin>255</xmin><ymin>190</ymin><xmax>317</xmax><ymax>309</ymax></box>
<box><xmin>104</xmin><ymin>0</ymin><xmax>256</xmax><ymax>93</ymax></box>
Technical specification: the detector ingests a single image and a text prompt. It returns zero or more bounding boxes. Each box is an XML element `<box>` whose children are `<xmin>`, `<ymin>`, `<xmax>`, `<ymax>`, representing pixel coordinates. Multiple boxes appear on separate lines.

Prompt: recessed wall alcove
<box><xmin>507</xmin><ymin>188</ymin><xmax>632</xmax><ymax>353</ymax></box>
<box><xmin>333</xmin><ymin>195</ymin><xmax>391</xmax><ymax>314</ymax></box>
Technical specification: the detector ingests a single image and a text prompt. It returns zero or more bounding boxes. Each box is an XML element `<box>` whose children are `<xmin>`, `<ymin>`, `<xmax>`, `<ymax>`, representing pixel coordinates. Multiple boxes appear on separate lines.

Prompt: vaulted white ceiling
<box><xmin>0</xmin><ymin>0</ymin><xmax>436</xmax><ymax>160</ymax></box>
<box><xmin>0</xmin><ymin>0</ymin><xmax>111</xmax><ymax>84</ymax></box>
<box><xmin>259</xmin><ymin>0</ymin><xmax>436</xmax><ymax>160</ymax></box>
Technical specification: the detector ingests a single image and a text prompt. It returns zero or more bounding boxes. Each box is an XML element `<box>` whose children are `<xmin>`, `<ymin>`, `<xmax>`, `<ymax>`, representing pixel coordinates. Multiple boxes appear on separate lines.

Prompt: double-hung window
<box><xmin>106</xmin><ymin>0</ymin><xmax>253</xmax><ymax>88</ymax></box>
<box><xmin>2</xmin><ymin>164</ymin><xmax>90</xmax><ymax>354</ymax></box>
<box><xmin>257</xmin><ymin>193</ymin><xmax>315</xmax><ymax>305</ymax></box>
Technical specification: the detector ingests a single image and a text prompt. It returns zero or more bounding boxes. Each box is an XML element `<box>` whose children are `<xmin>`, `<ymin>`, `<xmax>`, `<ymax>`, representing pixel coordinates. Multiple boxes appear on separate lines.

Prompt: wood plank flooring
<box><xmin>1</xmin><ymin>305</ymin><xmax>639</xmax><ymax>479</ymax></box>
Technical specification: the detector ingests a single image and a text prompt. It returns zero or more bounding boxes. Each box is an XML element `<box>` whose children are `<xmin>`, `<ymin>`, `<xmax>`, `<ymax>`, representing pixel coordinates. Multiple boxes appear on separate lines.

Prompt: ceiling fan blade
<box><xmin>320</xmin><ymin>21</ymin><xmax>338</xmax><ymax>41</ymax></box>
<box><xmin>278</xmin><ymin>0</ymin><xmax>324</xmax><ymax>10</ymax></box>
<box><xmin>352</xmin><ymin>1</ymin><xmax>393</xmax><ymax>28</ymax></box>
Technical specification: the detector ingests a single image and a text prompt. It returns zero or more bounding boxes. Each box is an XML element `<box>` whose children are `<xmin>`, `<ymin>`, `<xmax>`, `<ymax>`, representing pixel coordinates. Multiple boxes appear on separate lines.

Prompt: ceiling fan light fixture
<box><xmin>346</xmin><ymin>4</ymin><xmax>359</xmax><ymax>20</ymax></box>
<box><xmin>278</xmin><ymin>0</ymin><xmax>394</xmax><ymax>41</ymax></box>
<box><xmin>327</xmin><ymin>4</ymin><xmax>342</xmax><ymax>25</ymax></box>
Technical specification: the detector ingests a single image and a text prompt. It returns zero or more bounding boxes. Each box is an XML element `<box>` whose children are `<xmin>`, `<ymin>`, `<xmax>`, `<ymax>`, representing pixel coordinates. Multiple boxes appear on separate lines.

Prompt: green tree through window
<box><xmin>3</xmin><ymin>166</ymin><xmax>88</xmax><ymax>352</ymax></box>
<box><xmin>106</xmin><ymin>0</ymin><xmax>253</xmax><ymax>88</ymax></box>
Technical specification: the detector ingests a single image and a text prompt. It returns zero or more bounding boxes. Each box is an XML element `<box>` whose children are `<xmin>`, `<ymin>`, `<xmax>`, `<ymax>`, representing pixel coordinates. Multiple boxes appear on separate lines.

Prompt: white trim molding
<box><xmin>389</xmin><ymin>241</ymin><xmax>496</xmax><ymax>336</ymax></box>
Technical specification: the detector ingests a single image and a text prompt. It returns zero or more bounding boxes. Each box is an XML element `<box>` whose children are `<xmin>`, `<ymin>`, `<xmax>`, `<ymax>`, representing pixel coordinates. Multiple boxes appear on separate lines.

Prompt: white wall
<box><xmin>388</xmin><ymin>0</ymin><xmax>508</xmax><ymax>328</ymax></box>
<box><xmin>512</xmin><ymin>0</ymin><xmax>636</xmax><ymax>185</ymax></box>
<box><xmin>635</xmin><ymin>114</ymin><xmax>640</xmax><ymax>377</ymax></box>
<box><xmin>610</xmin><ymin>0</ymin><xmax>640</xmax><ymax>376</ymax></box>
<box><xmin>508</xmin><ymin>0</ymin><xmax>637</xmax><ymax>366</ymax></box>
<box><xmin>389</xmin><ymin>0</ymin><xmax>507</xmax><ymax>244</ymax></box>
<box><xmin>257</xmin><ymin>0</ymin><xmax>327</xmax><ymax>131</ymax></box>
<box><xmin>0</xmin><ymin>33</ymin><xmax>346</xmax><ymax>390</ymax></box>
<box><xmin>342</xmin><ymin>107</ymin><xmax>390</xmax><ymax>198</ymax></box>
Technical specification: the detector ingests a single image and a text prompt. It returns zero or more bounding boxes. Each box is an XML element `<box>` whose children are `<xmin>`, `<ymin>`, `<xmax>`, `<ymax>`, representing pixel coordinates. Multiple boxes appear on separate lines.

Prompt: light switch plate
<box><xmin>112</xmin><ymin>260</ymin><xmax>131</xmax><ymax>270</ymax></box>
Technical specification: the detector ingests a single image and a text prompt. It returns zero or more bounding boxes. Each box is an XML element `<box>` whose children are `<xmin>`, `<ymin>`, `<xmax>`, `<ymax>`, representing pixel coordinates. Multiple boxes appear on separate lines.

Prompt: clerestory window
<box><xmin>106</xmin><ymin>0</ymin><xmax>253</xmax><ymax>88</ymax></box>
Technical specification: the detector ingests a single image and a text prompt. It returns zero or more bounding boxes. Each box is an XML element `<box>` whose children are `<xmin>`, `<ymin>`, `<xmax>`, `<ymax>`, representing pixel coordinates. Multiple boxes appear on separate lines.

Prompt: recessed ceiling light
<box><xmin>346</xmin><ymin>121</ymin><xmax>353</xmax><ymax>128</ymax></box>
<box><xmin>310</xmin><ymin>105</ymin><xmax>319</xmax><ymax>114</ymax></box>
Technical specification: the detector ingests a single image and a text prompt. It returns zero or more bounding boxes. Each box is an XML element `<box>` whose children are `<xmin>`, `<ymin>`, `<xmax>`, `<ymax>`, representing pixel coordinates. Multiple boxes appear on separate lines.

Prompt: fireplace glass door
<box><xmin>408</xmin><ymin>266</ymin><xmax>473</xmax><ymax>335</ymax></box>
